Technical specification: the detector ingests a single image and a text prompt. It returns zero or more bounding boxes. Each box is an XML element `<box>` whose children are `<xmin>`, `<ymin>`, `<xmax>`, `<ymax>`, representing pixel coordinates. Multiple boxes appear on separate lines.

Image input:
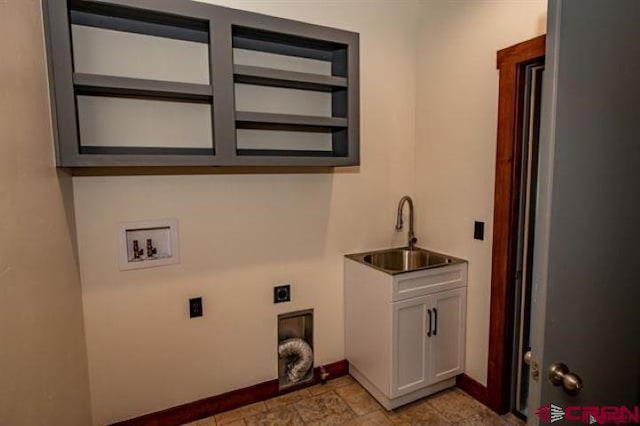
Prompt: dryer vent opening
<box><xmin>278</xmin><ymin>309</ymin><xmax>313</xmax><ymax>390</ymax></box>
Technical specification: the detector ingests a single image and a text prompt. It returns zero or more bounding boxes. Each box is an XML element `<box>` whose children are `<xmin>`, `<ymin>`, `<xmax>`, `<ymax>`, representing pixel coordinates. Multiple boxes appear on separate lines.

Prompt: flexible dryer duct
<box><xmin>278</xmin><ymin>338</ymin><xmax>313</xmax><ymax>383</ymax></box>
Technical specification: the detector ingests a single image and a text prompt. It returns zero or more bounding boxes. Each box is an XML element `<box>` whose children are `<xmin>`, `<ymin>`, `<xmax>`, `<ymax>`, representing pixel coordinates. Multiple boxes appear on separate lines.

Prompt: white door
<box><xmin>428</xmin><ymin>288</ymin><xmax>466</xmax><ymax>383</ymax></box>
<box><xmin>392</xmin><ymin>295</ymin><xmax>430</xmax><ymax>397</ymax></box>
<box><xmin>529</xmin><ymin>0</ymin><xmax>640</xmax><ymax>422</ymax></box>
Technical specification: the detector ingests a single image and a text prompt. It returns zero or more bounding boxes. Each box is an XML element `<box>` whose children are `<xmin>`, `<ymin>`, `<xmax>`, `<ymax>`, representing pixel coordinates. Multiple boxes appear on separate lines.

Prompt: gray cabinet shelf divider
<box><xmin>235</xmin><ymin>112</ymin><xmax>347</xmax><ymax>129</ymax></box>
<box><xmin>232</xmin><ymin>36</ymin><xmax>334</xmax><ymax>61</ymax></box>
<box><xmin>233</xmin><ymin>65</ymin><xmax>347</xmax><ymax>92</ymax></box>
<box><xmin>79</xmin><ymin>146</ymin><xmax>213</xmax><ymax>156</ymax></box>
<box><xmin>73</xmin><ymin>73</ymin><xmax>213</xmax><ymax>101</ymax></box>
<box><xmin>237</xmin><ymin>149</ymin><xmax>334</xmax><ymax>157</ymax></box>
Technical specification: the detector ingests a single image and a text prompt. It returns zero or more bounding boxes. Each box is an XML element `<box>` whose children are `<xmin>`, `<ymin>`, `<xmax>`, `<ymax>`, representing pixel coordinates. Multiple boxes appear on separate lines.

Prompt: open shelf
<box><xmin>232</xmin><ymin>26</ymin><xmax>341</xmax><ymax>62</ymax></box>
<box><xmin>235</xmin><ymin>112</ymin><xmax>347</xmax><ymax>129</ymax></box>
<box><xmin>73</xmin><ymin>73</ymin><xmax>213</xmax><ymax>101</ymax></box>
<box><xmin>237</xmin><ymin>149</ymin><xmax>335</xmax><ymax>157</ymax></box>
<box><xmin>44</xmin><ymin>0</ymin><xmax>359</xmax><ymax>168</ymax></box>
<box><xmin>68</xmin><ymin>3</ymin><xmax>209</xmax><ymax>43</ymax></box>
<box><xmin>229</xmin><ymin>23</ymin><xmax>355</xmax><ymax>165</ymax></box>
<box><xmin>233</xmin><ymin>65</ymin><xmax>347</xmax><ymax>92</ymax></box>
<box><xmin>79</xmin><ymin>146</ymin><xmax>213</xmax><ymax>156</ymax></box>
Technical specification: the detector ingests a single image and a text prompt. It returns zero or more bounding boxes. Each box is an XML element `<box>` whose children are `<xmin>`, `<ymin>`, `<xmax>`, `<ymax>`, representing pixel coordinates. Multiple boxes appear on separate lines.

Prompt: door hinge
<box><xmin>531</xmin><ymin>360</ymin><xmax>540</xmax><ymax>381</ymax></box>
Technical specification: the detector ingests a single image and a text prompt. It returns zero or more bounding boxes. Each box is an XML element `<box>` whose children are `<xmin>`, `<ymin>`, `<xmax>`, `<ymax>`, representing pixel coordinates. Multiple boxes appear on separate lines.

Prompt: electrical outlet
<box><xmin>274</xmin><ymin>285</ymin><xmax>291</xmax><ymax>304</ymax></box>
<box><xmin>189</xmin><ymin>297</ymin><xmax>203</xmax><ymax>318</ymax></box>
<box><xmin>474</xmin><ymin>221</ymin><xmax>485</xmax><ymax>240</ymax></box>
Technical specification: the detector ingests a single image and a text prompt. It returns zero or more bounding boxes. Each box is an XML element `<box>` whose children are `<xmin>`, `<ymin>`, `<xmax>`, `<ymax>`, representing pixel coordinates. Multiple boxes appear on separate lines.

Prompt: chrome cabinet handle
<box><xmin>427</xmin><ymin>309</ymin><xmax>432</xmax><ymax>337</ymax></box>
<box><xmin>433</xmin><ymin>308</ymin><xmax>438</xmax><ymax>336</ymax></box>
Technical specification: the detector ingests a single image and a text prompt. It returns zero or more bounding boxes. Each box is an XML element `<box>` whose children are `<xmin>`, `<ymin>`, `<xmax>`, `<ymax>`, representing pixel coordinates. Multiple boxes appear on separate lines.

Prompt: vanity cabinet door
<box><xmin>427</xmin><ymin>287</ymin><xmax>466</xmax><ymax>383</ymax></box>
<box><xmin>391</xmin><ymin>295</ymin><xmax>431</xmax><ymax>397</ymax></box>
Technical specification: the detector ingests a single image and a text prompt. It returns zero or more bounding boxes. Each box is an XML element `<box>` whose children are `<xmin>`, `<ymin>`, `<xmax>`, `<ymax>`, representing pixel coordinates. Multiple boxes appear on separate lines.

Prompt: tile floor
<box><xmin>183</xmin><ymin>376</ymin><xmax>525</xmax><ymax>425</ymax></box>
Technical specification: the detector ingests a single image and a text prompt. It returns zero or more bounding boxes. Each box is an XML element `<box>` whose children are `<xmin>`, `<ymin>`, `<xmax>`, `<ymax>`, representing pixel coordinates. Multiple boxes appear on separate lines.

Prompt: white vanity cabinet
<box><xmin>344</xmin><ymin>256</ymin><xmax>467</xmax><ymax>410</ymax></box>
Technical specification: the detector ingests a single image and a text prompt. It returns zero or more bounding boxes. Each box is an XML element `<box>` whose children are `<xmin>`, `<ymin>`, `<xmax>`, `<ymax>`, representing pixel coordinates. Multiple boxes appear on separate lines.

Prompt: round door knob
<box><xmin>548</xmin><ymin>362</ymin><xmax>583</xmax><ymax>395</ymax></box>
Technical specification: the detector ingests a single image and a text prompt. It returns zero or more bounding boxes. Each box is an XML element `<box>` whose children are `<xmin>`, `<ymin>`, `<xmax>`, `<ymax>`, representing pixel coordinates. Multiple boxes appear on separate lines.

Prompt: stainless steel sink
<box><xmin>346</xmin><ymin>247</ymin><xmax>463</xmax><ymax>274</ymax></box>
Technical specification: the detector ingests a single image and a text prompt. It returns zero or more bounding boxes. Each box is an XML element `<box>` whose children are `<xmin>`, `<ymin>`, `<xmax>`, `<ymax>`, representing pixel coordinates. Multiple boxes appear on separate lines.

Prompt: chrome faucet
<box><xmin>395</xmin><ymin>195</ymin><xmax>417</xmax><ymax>250</ymax></box>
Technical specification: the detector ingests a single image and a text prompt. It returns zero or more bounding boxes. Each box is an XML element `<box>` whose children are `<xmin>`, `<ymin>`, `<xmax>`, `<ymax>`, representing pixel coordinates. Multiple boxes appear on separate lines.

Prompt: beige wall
<box><xmin>70</xmin><ymin>0</ymin><xmax>549</xmax><ymax>422</ymax></box>
<box><xmin>413</xmin><ymin>0</ymin><xmax>546</xmax><ymax>386</ymax></box>
<box><xmin>0</xmin><ymin>1</ymin><xmax>92</xmax><ymax>425</ymax></box>
<box><xmin>73</xmin><ymin>1</ymin><xmax>420</xmax><ymax>423</ymax></box>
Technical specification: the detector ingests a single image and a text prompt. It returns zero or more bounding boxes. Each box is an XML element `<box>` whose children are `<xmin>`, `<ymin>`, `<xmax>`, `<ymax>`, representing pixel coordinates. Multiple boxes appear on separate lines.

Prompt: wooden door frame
<box><xmin>487</xmin><ymin>35</ymin><xmax>546</xmax><ymax>414</ymax></box>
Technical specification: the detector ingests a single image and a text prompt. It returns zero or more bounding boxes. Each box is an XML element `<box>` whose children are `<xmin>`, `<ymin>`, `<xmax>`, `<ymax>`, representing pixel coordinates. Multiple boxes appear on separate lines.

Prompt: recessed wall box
<box><xmin>278</xmin><ymin>309</ymin><xmax>314</xmax><ymax>390</ymax></box>
<box><xmin>119</xmin><ymin>219</ymin><xmax>180</xmax><ymax>271</ymax></box>
<box><xmin>42</xmin><ymin>0</ymin><xmax>360</xmax><ymax>168</ymax></box>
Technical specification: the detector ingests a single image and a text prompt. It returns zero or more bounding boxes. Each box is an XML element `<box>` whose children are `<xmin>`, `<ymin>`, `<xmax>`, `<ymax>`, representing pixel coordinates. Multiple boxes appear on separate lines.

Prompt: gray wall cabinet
<box><xmin>43</xmin><ymin>0</ymin><xmax>359</xmax><ymax>168</ymax></box>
